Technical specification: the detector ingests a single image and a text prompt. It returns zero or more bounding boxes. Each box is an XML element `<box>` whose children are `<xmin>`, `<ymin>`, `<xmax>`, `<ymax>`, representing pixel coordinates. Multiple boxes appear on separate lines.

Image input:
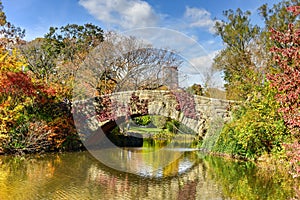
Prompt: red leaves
<box><xmin>172</xmin><ymin>90</ymin><xmax>198</xmax><ymax>120</ymax></box>
<box><xmin>267</xmin><ymin>7</ymin><xmax>300</xmax><ymax>133</ymax></box>
<box><xmin>94</xmin><ymin>95</ymin><xmax>117</xmax><ymax>122</ymax></box>
<box><xmin>284</xmin><ymin>141</ymin><xmax>300</xmax><ymax>178</ymax></box>
<box><xmin>0</xmin><ymin>70</ymin><xmax>56</xmax><ymax>102</ymax></box>
<box><xmin>129</xmin><ymin>92</ymin><xmax>148</xmax><ymax>116</ymax></box>
<box><xmin>0</xmin><ymin>71</ymin><xmax>36</xmax><ymax>96</ymax></box>
<box><xmin>268</xmin><ymin>5</ymin><xmax>300</xmax><ymax>178</ymax></box>
<box><xmin>287</xmin><ymin>6</ymin><xmax>300</xmax><ymax>16</ymax></box>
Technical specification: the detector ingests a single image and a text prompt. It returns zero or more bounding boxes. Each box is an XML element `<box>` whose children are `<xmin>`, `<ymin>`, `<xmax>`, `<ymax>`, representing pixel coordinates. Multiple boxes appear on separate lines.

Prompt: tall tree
<box><xmin>75</xmin><ymin>32</ymin><xmax>182</xmax><ymax>98</ymax></box>
<box><xmin>267</xmin><ymin>5</ymin><xmax>300</xmax><ymax>179</ymax></box>
<box><xmin>259</xmin><ymin>0</ymin><xmax>299</xmax><ymax>32</ymax></box>
<box><xmin>44</xmin><ymin>23</ymin><xmax>104</xmax><ymax>62</ymax></box>
<box><xmin>213</xmin><ymin>8</ymin><xmax>260</xmax><ymax>100</ymax></box>
<box><xmin>267</xmin><ymin>6</ymin><xmax>300</xmax><ymax>135</ymax></box>
<box><xmin>21</xmin><ymin>38</ymin><xmax>58</xmax><ymax>82</ymax></box>
<box><xmin>212</xmin><ymin>2</ymin><xmax>300</xmax><ymax>160</ymax></box>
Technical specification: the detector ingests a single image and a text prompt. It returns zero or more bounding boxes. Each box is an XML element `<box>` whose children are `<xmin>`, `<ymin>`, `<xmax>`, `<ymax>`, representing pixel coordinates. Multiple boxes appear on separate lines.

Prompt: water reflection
<box><xmin>89</xmin><ymin>148</ymin><xmax>198</xmax><ymax>178</ymax></box>
<box><xmin>0</xmin><ymin>150</ymin><xmax>297</xmax><ymax>199</ymax></box>
<box><xmin>88</xmin><ymin>135</ymin><xmax>196</xmax><ymax>176</ymax></box>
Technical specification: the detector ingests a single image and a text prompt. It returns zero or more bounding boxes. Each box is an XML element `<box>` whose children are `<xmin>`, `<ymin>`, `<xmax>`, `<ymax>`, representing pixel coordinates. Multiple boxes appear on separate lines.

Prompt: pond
<box><xmin>0</xmin><ymin>139</ymin><xmax>297</xmax><ymax>200</ymax></box>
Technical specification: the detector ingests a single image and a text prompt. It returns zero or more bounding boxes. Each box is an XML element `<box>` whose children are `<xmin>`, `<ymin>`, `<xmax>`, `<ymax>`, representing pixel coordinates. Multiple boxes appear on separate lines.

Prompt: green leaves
<box><xmin>214</xmin><ymin>82</ymin><xmax>288</xmax><ymax>159</ymax></box>
<box><xmin>133</xmin><ymin>115</ymin><xmax>151</xmax><ymax>126</ymax></box>
<box><xmin>44</xmin><ymin>23</ymin><xmax>104</xmax><ymax>61</ymax></box>
<box><xmin>213</xmin><ymin>9</ymin><xmax>261</xmax><ymax>100</ymax></box>
<box><xmin>213</xmin><ymin>1</ymin><xmax>299</xmax><ymax>163</ymax></box>
<box><xmin>216</xmin><ymin>8</ymin><xmax>260</xmax><ymax>51</ymax></box>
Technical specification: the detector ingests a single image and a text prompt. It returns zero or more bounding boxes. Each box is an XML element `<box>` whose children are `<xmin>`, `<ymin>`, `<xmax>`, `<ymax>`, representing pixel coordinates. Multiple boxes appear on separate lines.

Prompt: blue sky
<box><xmin>2</xmin><ymin>0</ymin><xmax>282</xmax><ymax>87</ymax></box>
<box><xmin>2</xmin><ymin>0</ymin><xmax>281</xmax><ymax>43</ymax></box>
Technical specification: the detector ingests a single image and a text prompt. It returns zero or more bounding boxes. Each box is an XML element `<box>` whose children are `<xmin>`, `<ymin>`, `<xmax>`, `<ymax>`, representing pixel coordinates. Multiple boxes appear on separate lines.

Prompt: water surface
<box><xmin>0</xmin><ymin>148</ymin><xmax>296</xmax><ymax>199</ymax></box>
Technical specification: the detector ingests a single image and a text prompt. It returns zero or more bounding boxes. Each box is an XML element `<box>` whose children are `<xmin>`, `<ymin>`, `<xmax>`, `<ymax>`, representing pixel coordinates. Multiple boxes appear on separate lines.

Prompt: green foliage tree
<box><xmin>213</xmin><ymin>8</ymin><xmax>260</xmax><ymax>100</ymax></box>
<box><xmin>212</xmin><ymin>2</ymin><xmax>300</xmax><ymax>160</ymax></box>
<box><xmin>259</xmin><ymin>0</ymin><xmax>299</xmax><ymax>38</ymax></box>
<box><xmin>133</xmin><ymin>115</ymin><xmax>151</xmax><ymax>126</ymax></box>
<box><xmin>45</xmin><ymin>23</ymin><xmax>104</xmax><ymax>62</ymax></box>
<box><xmin>0</xmin><ymin>1</ymin><xmax>5</xmax><ymax>26</ymax></box>
<box><xmin>214</xmin><ymin>82</ymin><xmax>288</xmax><ymax>159</ymax></box>
<box><xmin>21</xmin><ymin>38</ymin><xmax>58</xmax><ymax>83</ymax></box>
<box><xmin>186</xmin><ymin>84</ymin><xmax>203</xmax><ymax>96</ymax></box>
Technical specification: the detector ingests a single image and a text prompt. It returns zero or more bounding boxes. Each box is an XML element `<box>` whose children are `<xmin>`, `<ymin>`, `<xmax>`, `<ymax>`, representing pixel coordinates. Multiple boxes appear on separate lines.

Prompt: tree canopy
<box><xmin>213</xmin><ymin>8</ymin><xmax>261</xmax><ymax>100</ymax></box>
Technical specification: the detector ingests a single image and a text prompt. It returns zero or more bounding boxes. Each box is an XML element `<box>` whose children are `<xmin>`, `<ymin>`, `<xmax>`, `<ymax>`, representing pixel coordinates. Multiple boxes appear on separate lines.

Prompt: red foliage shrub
<box><xmin>267</xmin><ymin>6</ymin><xmax>300</xmax><ymax>178</ymax></box>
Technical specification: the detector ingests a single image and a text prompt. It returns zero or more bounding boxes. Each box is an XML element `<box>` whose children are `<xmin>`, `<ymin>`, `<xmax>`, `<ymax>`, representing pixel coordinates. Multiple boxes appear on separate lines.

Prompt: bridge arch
<box><xmin>72</xmin><ymin>90</ymin><xmax>233</xmax><ymax>147</ymax></box>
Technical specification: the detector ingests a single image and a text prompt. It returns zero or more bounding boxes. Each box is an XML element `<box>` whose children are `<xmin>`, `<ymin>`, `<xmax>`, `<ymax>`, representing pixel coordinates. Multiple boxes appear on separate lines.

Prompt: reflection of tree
<box><xmin>163</xmin><ymin>158</ymin><xmax>180</xmax><ymax>177</ymax></box>
<box><xmin>204</xmin><ymin>156</ymin><xmax>296</xmax><ymax>200</ymax></box>
<box><xmin>0</xmin><ymin>151</ymin><xmax>294</xmax><ymax>199</ymax></box>
<box><xmin>0</xmin><ymin>155</ymin><xmax>60</xmax><ymax>199</ymax></box>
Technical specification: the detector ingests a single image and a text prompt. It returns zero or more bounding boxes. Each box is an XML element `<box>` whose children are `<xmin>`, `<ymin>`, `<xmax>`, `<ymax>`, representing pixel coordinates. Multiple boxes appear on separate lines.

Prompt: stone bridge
<box><xmin>72</xmin><ymin>90</ymin><xmax>235</xmax><ymax>144</ymax></box>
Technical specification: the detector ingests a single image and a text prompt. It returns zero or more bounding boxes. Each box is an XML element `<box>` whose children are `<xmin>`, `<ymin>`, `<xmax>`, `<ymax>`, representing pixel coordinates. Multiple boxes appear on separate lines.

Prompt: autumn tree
<box><xmin>257</xmin><ymin>0</ymin><xmax>300</xmax><ymax>75</ymax></box>
<box><xmin>0</xmin><ymin>1</ymin><xmax>82</xmax><ymax>153</ymax></box>
<box><xmin>0</xmin><ymin>37</ymin><xmax>56</xmax><ymax>153</ymax></box>
<box><xmin>21</xmin><ymin>23</ymin><xmax>104</xmax><ymax>99</ymax></box>
<box><xmin>267</xmin><ymin>17</ymin><xmax>300</xmax><ymax>134</ymax></box>
<box><xmin>267</xmin><ymin>5</ymin><xmax>300</xmax><ymax>178</ymax></box>
<box><xmin>259</xmin><ymin>0</ymin><xmax>299</xmax><ymax>44</ymax></box>
<box><xmin>0</xmin><ymin>2</ymin><xmax>54</xmax><ymax>151</ymax></box>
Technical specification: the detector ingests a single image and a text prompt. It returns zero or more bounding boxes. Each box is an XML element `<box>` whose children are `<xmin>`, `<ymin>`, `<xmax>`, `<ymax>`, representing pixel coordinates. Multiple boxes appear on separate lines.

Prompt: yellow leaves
<box><xmin>12</xmin><ymin>104</ymin><xmax>24</xmax><ymax>113</ymax></box>
<box><xmin>24</xmin><ymin>97</ymin><xmax>33</xmax><ymax>105</ymax></box>
<box><xmin>0</xmin><ymin>48</ymin><xmax>26</xmax><ymax>72</ymax></box>
<box><xmin>0</xmin><ymin>125</ymin><xmax>8</xmax><ymax>135</ymax></box>
<box><xmin>0</xmin><ymin>97</ymin><xmax>29</xmax><ymax>135</ymax></box>
<box><xmin>0</xmin><ymin>133</ymin><xmax>8</xmax><ymax>139</ymax></box>
<box><xmin>0</xmin><ymin>51</ymin><xmax>8</xmax><ymax>62</ymax></box>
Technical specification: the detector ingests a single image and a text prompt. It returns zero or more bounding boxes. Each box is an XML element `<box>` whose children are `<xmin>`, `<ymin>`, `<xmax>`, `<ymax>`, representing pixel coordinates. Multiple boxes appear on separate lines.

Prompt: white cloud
<box><xmin>181</xmin><ymin>50</ymin><xmax>219</xmax><ymax>76</ymax></box>
<box><xmin>79</xmin><ymin>0</ymin><xmax>159</xmax><ymax>29</ymax></box>
<box><xmin>189</xmin><ymin>51</ymin><xmax>218</xmax><ymax>69</ymax></box>
<box><xmin>184</xmin><ymin>7</ymin><xmax>217</xmax><ymax>33</ymax></box>
<box><xmin>183</xmin><ymin>51</ymin><xmax>224</xmax><ymax>88</ymax></box>
<box><xmin>206</xmin><ymin>40</ymin><xmax>215</xmax><ymax>45</ymax></box>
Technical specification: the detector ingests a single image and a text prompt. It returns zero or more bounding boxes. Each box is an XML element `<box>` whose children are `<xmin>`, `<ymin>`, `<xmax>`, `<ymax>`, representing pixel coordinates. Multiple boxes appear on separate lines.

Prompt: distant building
<box><xmin>163</xmin><ymin>66</ymin><xmax>179</xmax><ymax>89</ymax></box>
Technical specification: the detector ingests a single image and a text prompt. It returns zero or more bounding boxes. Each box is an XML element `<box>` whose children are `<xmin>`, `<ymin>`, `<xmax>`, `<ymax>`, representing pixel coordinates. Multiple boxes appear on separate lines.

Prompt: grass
<box><xmin>129</xmin><ymin>126</ymin><xmax>162</xmax><ymax>134</ymax></box>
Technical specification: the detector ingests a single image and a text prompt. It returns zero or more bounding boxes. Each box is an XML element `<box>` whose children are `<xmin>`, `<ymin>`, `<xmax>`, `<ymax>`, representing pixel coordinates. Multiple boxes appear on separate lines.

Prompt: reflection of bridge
<box><xmin>73</xmin><ymin>90</ymin><xmax>235</xmax><ymax>138</ymax></box>
<box><xmin>87</xmin><ymin>151</ymin><xmax>224</xmax><ymax>200</ymax></box>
